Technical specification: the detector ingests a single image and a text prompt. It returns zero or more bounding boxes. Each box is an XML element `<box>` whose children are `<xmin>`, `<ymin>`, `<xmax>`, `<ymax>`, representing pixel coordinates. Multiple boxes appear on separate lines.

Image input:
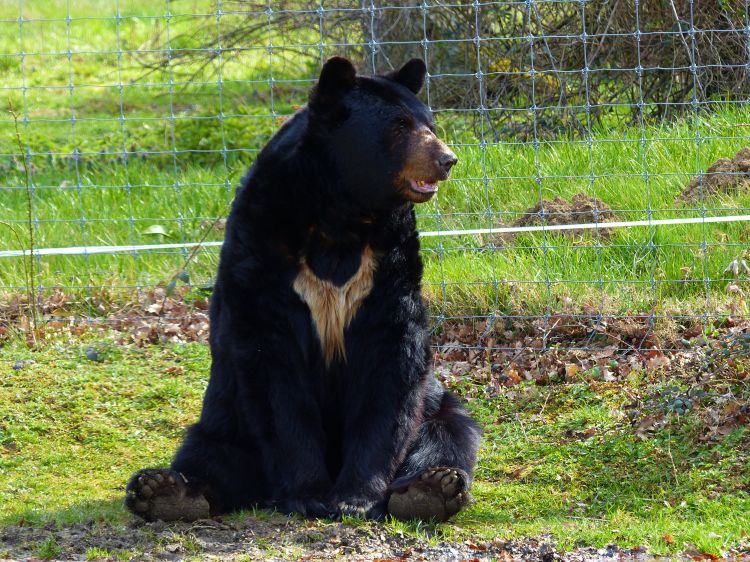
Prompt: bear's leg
<box><xmin>387</xmin><ymin>382</ymin><xmax>481</xmax><ymax>522</ymax></box>
<box><xmin>125</xmin><ymin>424</ymin><xmax>264</xmax><ymax>521</ymax></box>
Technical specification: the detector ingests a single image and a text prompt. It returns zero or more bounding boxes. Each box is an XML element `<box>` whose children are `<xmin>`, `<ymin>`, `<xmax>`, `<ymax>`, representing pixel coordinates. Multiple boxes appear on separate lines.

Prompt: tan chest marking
<box><xmin>293</xmin><ymin>246</ymin><xmax>377</xmax><ymax>366</ymax></box>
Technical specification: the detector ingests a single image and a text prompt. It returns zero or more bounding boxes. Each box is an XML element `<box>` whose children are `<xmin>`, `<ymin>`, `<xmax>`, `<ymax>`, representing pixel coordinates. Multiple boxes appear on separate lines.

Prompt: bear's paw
<box><xmin>125</xmin><ymin>468</ymin><xmax>210</xmax><ymax>522</ymax></box>
<box><xmin>387</xmin><ymin>467</ymin><xmax>471</xmax><ymax>522</ymax></box>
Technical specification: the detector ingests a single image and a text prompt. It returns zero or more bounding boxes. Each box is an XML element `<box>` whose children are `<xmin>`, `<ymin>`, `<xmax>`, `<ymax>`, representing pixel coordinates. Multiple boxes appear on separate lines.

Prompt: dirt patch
<box><xmin>677</xmin><ymin>147</ymin><xmax>750</xmax><ymax>203</ymax></box>
<box><xmin>0</xmin><ymin>516</ymin><xmax>700</xmax><ymax>561</ymax></box>
<box><xmin>511</xmin><ymin>193</ymin><xmax>616</xmax><ymax>237</ymax></box>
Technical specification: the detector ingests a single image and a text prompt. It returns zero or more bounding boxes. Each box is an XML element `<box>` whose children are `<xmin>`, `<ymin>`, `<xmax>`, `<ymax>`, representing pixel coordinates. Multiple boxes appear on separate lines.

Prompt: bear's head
<box><xmin>308</xmin><ymin>57</ymin><xmax>458</xmax><ymax>210</ymax></box>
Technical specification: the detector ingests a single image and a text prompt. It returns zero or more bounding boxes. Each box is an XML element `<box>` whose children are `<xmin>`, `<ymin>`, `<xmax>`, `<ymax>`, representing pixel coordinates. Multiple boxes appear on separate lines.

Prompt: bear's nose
<box><xmin>438</xmin><ymin>152</ymin><xmax>458</xmax><ymax>173</ymax></box>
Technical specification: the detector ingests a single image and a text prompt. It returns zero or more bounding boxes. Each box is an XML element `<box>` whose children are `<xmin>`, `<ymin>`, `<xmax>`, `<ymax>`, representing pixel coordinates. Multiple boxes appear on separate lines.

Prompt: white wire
<box><xmin>419</xmin><ymin>214</ymin><xmax>750</xmax><ymax>237</ymax></box>
<box><xmin>1</xmin><ymin>214</ymin><xmax>749</xmax><ymax>258</ymax></box>
<box><xmin>0</xmin><ymin>241</ymin><xmax>223</xmax><ymax>258</ymax></box>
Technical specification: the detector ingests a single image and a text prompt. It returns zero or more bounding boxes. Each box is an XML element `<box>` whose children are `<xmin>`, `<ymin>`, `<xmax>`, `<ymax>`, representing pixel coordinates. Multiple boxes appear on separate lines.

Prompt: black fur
<box><xmin>127</xmin><ymin>58</ymin><xmax>481</xmax><ymax>521</ymax></box>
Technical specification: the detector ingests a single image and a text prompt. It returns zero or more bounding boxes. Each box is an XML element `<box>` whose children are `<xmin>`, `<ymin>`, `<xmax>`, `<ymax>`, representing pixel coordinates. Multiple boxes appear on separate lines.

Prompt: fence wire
<box><xmin>2</xmin><ymin>0</ymin><xmax>750</xmax><ymax>357</ymax></box>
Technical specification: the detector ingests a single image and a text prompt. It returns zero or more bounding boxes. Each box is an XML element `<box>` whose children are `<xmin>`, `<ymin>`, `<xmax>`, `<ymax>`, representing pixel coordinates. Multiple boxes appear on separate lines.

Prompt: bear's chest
<box><xmin>292</xmin><ymin>246</ymin><xmax>377</xmax><ymax>366</ymax></box>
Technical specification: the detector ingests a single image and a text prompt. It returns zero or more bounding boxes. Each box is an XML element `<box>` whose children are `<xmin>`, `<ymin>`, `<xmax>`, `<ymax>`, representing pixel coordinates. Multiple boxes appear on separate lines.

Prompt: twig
<box><xmin>515</xmin><ymin>413</ymin><xmax>529</xmax><ymax>442</ymax></box>
<box><xmin>666</xmin><ymin>434</ymin><xmax>679</xmax><ymax>487</ymax></box>
<box><xmin>7</xmin><ymin>102</ymin><xmax>39</xmax><ymax>343</ymax></box>
<box><xmin>538</xmin><ymin>390</ymin><xmax>552</xmax><ymax>417</ymax></box>
<box><xmin>667</xmin><ymin>0</ymin><xmax>706</xmax><ymax>100</ymax></box>
<box><xmin>542</xmin><ymin>316</ymin><xmax>562</xmax><ymax>349</ymax></box>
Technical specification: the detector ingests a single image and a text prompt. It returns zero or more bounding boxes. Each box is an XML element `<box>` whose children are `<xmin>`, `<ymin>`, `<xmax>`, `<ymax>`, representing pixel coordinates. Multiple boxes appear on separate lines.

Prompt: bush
<box><xmin>142</xmin><ymin>1</ymin><xmax>750</xmax><ymax>138</ymax></box>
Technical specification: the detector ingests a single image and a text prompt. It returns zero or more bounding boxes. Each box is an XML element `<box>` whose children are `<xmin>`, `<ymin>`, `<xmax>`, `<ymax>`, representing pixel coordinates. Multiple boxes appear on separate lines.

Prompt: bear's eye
<box><xmin>394</xmin><ymin>117</ymin><xmax>412</xmax><ymax>131</ymax></box>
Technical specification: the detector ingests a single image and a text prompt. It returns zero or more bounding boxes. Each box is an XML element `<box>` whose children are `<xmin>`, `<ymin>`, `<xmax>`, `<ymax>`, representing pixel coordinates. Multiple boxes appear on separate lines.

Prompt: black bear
<box><xmin>125</xmin><ymin>57</ymin><xmax>481</xmax><ymax>522</ymax></box>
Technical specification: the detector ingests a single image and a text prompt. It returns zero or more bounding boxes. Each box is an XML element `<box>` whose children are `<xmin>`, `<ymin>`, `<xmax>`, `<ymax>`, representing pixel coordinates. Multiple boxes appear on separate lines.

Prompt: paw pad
<box><xmin>388</xmin><ymin>466</ymin><xmax>471</xmax><ymax>522</ymax></box>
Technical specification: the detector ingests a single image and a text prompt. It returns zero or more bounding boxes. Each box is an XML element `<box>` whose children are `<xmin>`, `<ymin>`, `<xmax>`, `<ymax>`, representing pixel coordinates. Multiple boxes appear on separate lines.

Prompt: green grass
<box><xmin>0</xmin><ymin>334</ymin><xmax>748</xmax><ymax>555</ymax></box>
<box><xmin>35</xmin><ymin>536</ymin><xmax>62</xmax><ymax>560</ymax></box>
<box><xmin>419</xmin><ymin>108</ymin><xmax>750</xmax><ymax>317</ymax></box>
<box><xmin>3</xmin><ymin>107</ymin><xmax>750</xmax><ymax>321</ymax></box>
<box><xmin>2</xmin><ymin>1</ymin><xmax>750</xmax><ymax>324</ymax></box>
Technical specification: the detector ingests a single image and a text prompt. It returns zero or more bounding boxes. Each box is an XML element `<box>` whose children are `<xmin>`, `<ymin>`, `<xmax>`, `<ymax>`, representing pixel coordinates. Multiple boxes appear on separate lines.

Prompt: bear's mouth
<box><xmin>407</xmin><ymin>178</ymin><xmax>439</xmax><ymax>195</ymax></box>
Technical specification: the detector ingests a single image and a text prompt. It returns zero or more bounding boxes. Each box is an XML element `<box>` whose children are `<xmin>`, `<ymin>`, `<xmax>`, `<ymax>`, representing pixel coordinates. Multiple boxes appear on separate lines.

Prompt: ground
<box><xmin>0</xmin><ymin>516</ymin><xmax>729</xmax><ymax>562</ymax></box>
<box><xmin>0</xmin><ymin>320</ymin><xmax>748</xmax><ymax>561</ymax></box>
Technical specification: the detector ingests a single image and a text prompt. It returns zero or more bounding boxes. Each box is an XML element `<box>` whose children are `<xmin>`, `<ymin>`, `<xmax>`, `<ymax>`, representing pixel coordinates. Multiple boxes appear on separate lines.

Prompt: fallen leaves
<box><xmin>633</xmin><ymin>414</ymin><xmax>668</xmax><ymax>440</ymax></box>
<box><xmin>705</xmin><ymin>398</ymin><xmax>750</xmax><ymax>439</ymax></box>
<box><xmin>102</xmin><ymin>286</ymin><xmax>211</xmax><ymax>345</ymax></box>
<box><xmin>645</xmin><ymin>350</ymin><xmax>671</xmax><ymax>372</ymax></box>
<box><xmin>565</xmin><ymin>363</ymin><xmax>581</xmax><ymax>380</ymax></box>
<box><xmin>564</xmin><ymin>427</ymin><xmax>598</xmax><ymax>441</ymax></box>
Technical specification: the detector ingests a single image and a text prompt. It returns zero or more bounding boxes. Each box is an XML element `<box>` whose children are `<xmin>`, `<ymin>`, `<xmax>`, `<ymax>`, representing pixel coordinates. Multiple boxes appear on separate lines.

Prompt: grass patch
<box><xmin>0</xmin><ymin>334</ymin><xmax>747</xmax><ymax>555</ymax></box>
<box><xmin>3</xmin><ymin>107</ymin><xmax>750</xmax><ymax>322</ymax></box>
<box><xmin>35</xmin><ymin>536</ymin><xmax>62</xmax><ymax>560</ymax></box>
<box><xmin>0</xmin><ymin>334</ymin><xmax>208</xmax><ymax>526</ymax></box>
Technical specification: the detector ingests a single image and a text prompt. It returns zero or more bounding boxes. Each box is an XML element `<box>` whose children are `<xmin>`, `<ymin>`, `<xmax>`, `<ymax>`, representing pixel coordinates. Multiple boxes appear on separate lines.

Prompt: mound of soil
<box><xmin>512</xmin><ymin>193</ymin><xmax>616</xmax><ymax>237</ymax></box>
<box><xmin>677</xmin><ymin>147</ymin><xmax>750</xmax><ymax>203</ymax></box>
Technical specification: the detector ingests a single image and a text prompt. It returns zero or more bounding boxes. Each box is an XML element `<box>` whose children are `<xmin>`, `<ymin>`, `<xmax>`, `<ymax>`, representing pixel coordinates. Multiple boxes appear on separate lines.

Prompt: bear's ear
<box><xmin>310</xmin><ymin>56</ymin><xmax>356</xmax><ymax>106</ymax></box>
<box><xmin>387</xmin><ymin>59</ymin><xmax>426</xmax><ymax>95</ymax></box>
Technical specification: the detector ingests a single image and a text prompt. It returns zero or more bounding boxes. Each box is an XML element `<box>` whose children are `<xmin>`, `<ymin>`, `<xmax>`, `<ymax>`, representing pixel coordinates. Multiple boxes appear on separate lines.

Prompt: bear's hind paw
<box><xmin>387</xmin><ymin>467</ymin><xmax>471</xmax><ymax>522</ymax></box>
<box><xmin>125</xmin><ymin>468</ymin><xmax>210</xmax><ymax>522</ymax></box>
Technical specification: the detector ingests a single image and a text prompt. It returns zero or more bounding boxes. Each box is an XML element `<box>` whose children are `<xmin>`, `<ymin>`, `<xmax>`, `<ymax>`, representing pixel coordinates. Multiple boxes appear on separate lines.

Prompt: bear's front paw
<box><xmin>125</xmin><ymin>468</ymin><xmax>210</xmax><ymax>522</ymax></box>
<box><xmin>387</xmin><ymin>467</ymin><xmax>472</xmax><ymax>522</ymax></box>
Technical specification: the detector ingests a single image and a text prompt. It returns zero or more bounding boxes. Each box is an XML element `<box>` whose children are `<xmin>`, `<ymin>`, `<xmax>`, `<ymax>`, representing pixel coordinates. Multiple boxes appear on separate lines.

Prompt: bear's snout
<box><xmin>437</xmin><ymin>150</ymin><xmax>458</xmax><ymax>176</ymax></box>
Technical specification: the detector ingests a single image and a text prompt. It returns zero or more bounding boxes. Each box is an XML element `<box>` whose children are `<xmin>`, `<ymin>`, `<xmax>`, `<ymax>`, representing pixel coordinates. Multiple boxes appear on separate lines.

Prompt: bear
<box><xmin>124</xmin><ymin>57</ymin><xmax>481</xmax><ymax>523</ymax></box>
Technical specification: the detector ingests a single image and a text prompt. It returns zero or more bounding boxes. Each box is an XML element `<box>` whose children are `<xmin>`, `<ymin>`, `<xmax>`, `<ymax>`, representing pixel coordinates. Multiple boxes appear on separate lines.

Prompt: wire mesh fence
<box><xmin>2</xmin><ymin>0</ymin><xmax>750</xmax><ymax>357</ymax></box>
